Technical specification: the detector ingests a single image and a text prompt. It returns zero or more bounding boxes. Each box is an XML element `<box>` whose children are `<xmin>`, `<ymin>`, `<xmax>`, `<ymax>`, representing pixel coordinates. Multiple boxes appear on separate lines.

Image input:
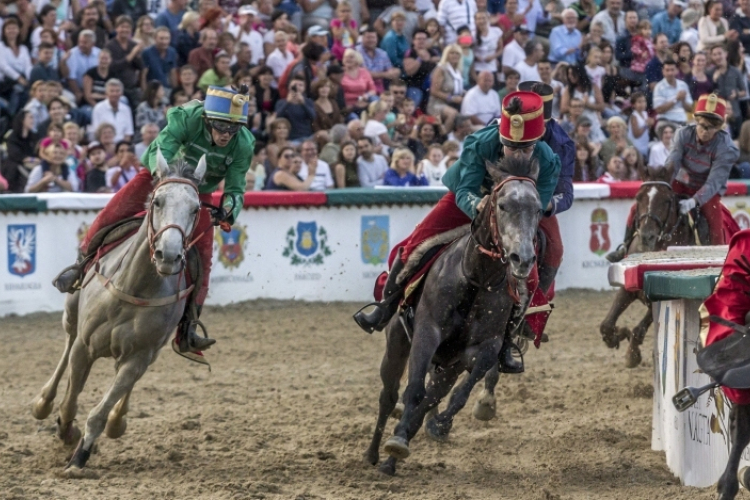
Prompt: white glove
<box><xmin>679</xmin><ymin>198</ymin><xmax>697</xmax><ymax>215</ymax></box>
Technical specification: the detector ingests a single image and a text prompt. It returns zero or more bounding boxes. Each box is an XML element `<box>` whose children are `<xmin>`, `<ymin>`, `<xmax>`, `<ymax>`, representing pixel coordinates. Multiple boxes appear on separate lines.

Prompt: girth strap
<box><xmin>95</xmin><ymin>272</ymin><xmax>194</xmax><ymax>307</ymax></box>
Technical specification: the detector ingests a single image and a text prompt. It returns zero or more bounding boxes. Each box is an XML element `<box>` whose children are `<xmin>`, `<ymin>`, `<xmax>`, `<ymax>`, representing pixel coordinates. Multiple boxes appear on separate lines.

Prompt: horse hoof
<box><xmin>378</xmin><ymin>461</ymin><xmax>397</xmax><ymax>476</ymax></box>
<box><xmin>56</xmin><ymin>465</ymin><xmax>99</xmax><ymax>480</ymax></box>
<box><xmin>384</xmin><ymin>436</ymin><xmax>410</xmax><ymax>459</ymax></box>
<box><xmin>32</xmin><ymin>397</ymin><xmax>54</xmax><ymax>420</ymax></box>
<box><xmin>363</xmin><ymin>450</ymin><xmax>379</xmax><ymax>466</ymax></box>
<box><xmin>57</xmin><ymin>423</ymin><xmax>81</xmax><ymax>446</ymax></box>
<box><xmin>105</xmin><ymin>416</ymin><xmax>127</xmax><ymax>439</ymax></box>
<box><xmin>625</xmin><ymin>344</ymin><xmax>642</xmax><ymax>368</ymax></box>
<box><xmin>390</xmin><ymin>403</ymin><xmax>404</xmax><ymax>420</ymax></box>
<box><xmin>739</xmin><ymin>466</ymin><xmax>750</xmax><ymax>490</ymax></box>
<box><xmin>473</xmin><ymin>399</ymin><xmax>496</xmax><ymax>421</ymax></box>
<box><xmin>425</xmin><ymin>418</ymin><xmax>450</xmax><ymax>443</ymax></box>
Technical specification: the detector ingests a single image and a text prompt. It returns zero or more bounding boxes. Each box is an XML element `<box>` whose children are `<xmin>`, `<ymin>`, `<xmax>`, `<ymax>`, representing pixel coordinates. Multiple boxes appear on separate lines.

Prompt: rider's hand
<box><xmin>679</xmin><ymin>198</ymin><xmax>697</xmax><ymax>215</ymax></box>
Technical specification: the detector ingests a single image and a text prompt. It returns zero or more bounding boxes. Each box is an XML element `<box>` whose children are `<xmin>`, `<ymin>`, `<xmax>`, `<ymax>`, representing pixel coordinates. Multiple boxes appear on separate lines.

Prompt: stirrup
<box><xmin>179</xmin><ymin>319</ymin><xmax>215</xmax><ymax>353</ymax></box>
<box><xmin>499</xmin><ymin>341</ymin><xmax>524</xmax><ymax>374</ymax></box>
<box><xmin>605</xmin><ymin>244</ymin><xmax>628</xmax><ymax>263</ymax></box>
<box><xmin>352</xmin><ymin>293</ymin><xmax>401</xmax><ymax>334</ymax></box>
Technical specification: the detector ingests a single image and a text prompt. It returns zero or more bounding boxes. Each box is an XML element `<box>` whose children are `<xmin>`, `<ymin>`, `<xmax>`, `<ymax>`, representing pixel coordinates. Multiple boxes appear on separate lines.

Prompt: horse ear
<box><xmin>155</xmin><ymin>147</ymin><xmax>170</xmax><ymax>179</ymax></box>
<box><xmin>528</xmin><ymin>157</ymin><xmax>539</xmax><ymax>182</ymax></box>
<box><xmin>194</xmin><ymin>155</ymin><xmax>207</xmax><ymax>183</ymax></box>
<box><xmin>485</xmin><ymin>159</ymin><xmax>506</xmax><ymax>182</ymax></box>
<box><xmin>638</xmin><ymin>163</ymin><xmax>650</xmax><ymax>181</ymax></box>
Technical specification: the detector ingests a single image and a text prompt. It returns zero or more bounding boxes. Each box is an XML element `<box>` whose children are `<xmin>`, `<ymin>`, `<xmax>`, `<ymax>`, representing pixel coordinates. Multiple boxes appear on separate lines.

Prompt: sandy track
<box><xmin>0</xmin><ymin>290</ymin><xmax>733</xmax><ymax>499</ymax></box>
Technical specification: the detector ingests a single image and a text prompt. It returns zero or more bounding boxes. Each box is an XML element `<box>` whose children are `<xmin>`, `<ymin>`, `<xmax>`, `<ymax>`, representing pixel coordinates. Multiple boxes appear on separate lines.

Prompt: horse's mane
<box><xmin>494</xmin><ymin>154</ymin><xmax>536</xmax><ymax>180</ymax></box>
<box><xmin>145</xmin><ymin>158</ymin><xmax>202</xmax><ymax>208</ymax></box>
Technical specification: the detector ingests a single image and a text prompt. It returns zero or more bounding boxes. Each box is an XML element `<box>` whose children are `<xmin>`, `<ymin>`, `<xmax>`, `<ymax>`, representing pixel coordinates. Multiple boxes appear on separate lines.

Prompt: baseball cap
<box><xmin>672</xmin><ymin>0</ymin><xmax>687</xmax><ymax>7</ymax></box>
<box><xmin>307</xmin><ymin>25</ymin><xmax>329</xmax><ymax>37</ymax></box>
<box><xmin>87</xmin><ymin>141</ymin><xmax>105</xmax><ymax>154</ymax></box>
<box><xmin>238</xmin><ymin>5</ymin><xmax>258</xmax><ymax>16</ymax></box>
<box><xmin>576</xmin><ymin>116</ymin><xmax>592</xmax><ymax>127</ymax></box>
<box><xmin>514</xmin><ymin>24</ymin><xmax>531</xmax><ymax>33</ymax></box>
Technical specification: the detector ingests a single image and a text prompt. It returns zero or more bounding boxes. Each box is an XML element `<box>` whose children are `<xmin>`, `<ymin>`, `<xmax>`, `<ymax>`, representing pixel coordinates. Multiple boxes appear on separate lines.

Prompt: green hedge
<box><xmin>325</xmin><ymin>188</ymin><xmax>447</xmax><ymax>206</ymax></box>
<box><xmin>0</xmin><ymin>196</ymin><xmax>47</xmax><ymax>212</ymax></box>
<box><xmin>643</xmin><ymin>268</ymin><xmax>721</xmax><ymax>301</ymax></box>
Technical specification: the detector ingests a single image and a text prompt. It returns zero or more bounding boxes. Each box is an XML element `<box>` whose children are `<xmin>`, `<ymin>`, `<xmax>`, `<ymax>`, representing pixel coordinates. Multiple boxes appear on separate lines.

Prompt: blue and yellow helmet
<box><xmin>204</xmin><ymin>86</ymin><xmax>249</xmax><ymax>123</ymax></box>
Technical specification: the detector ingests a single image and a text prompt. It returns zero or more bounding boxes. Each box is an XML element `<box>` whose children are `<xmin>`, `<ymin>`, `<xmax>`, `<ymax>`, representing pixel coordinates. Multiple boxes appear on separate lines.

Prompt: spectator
<box><xmin>598</xmin><ymin>154</ymin><xmax>629</xmax><ymax>182</ymax></box>
<box><xmin>407</xmin><ymin>119</ymin><xmax>441</xmax><ymax>162</ymax></box>
<box><xmin>571</xmin><ymin>0</ymin><xmax>598</xmax><ymax>33</ymax></box>
<box><xmin>141</xmin><ymin>26</ymin><xmax>178</xmax><ymax>90</ymax></box>
<box><xmin>645</xmin><ymin>33</ymin><xmax>671</xmax><ymax>91</ymax></box>
<box><xmin>0</xmin><ymin>18</ymin><xmax>32</xmax><ymax>115</ymax></box>
<box><xmin>653</xmin><ymin>58</ymin><xmax>692</xmax><ymax>126</ymax></box>
<box><xmin>440</xmin><ymin>140</ymin><xmax>460</xmax><ymax>170</ymax></box>
<box><xmin>437</xmin><ymin>0</ymin><xmax>478</xmax><ymax>45</ymax></box>
<box><xmin>402</xmin><ymin>29</ymin><xmax>441</xmax><ymax>107</ymax></box>
<box><xmin>106</xmin><ymin>16</ymin><xmax>146</xmax><ymax>107</ymax></box>
<box><xmin>447</xmin><ymin>114</ymin><xmax>471</xmax><ymax>152</ymax></box>
<box><xmin>175</xmin><ymin>11</ymin><xmax>201</xmax><ymax>66</ymax></box>
<box><xmin>71</xmin><ymin>5</ymin><xmax>109</xmax><ymax>49</ymax></box>
<box><xmin>347</xmin><ymin>119</ymin><xmax>366</xmax><ymax>142</ymax></box>
<box><xmin>30</xmin><ymin>43</ymin><xmax>60</xmax><ymax>85</ymax></box>
<box><xmin>83</xmin><ymin>49</ymin><xmax>113</xmax><ymax>108</ymax></box>
<box><xmin>679</xmin><ymin>10</ymin><xmax>700</xmax><ymax>53</ymax></box>
<box><xmin>83</xmin><ymin>141</ymin><xmax>111</xmax><ymax>193</ymax></box>
<box><xmin>37</xmin><ymin>96</ymin><xmax>70</xmax><ymax>138</ymax></box>
<box><xmin>515</xmin><ymin>39</ymin><xmax>543</xmax><ymax>83</ymax></box>
<box><xmin>357</xmin><ymin>27</ymin><xmax>401</xmax><ymax>94</ymax></box>
<box><xmin>64</xmin><ymin>30</ymin><xmax>101</xmax><ymax>105</ymax></box>
<box><xmin>363</xmin><ymin>99</ymin><xmax>398</xmax><ymax>149</ymax></box>
<box><xmin>105</xmin><ymin>140</ymin><xmax>140</xmax><ymax>192</ymax></box>
<box><xmin>584</xmin><ymin>47</ymin><xmax>605</xmax><ymax>89</ymax></box>
<box><xmin>591</xmin><ymin>0</ymin><xmax>625</xmax><ymax>44</ymax></box>
<box><xmin>672</xmin><ymin>41</ymin><xmax>693</xmax><ymax>79</ymax></box>
<box><xmin>134</xmin><ymin>15</ymin><xmax>156</xmax><ymax>49</ymax></box>
<box><xmin>627</xmin><ymin>92</ymin><xmax>653</xmax><ymax>158</ymax></box>
<box><xmin>427</xmin><ymin>44</ymin><xmax>465</xmax><ymax>132</ymax></box>
<box><xmin>629</xmin><ymin>22</ymin><xmax>655</xmax><ymax>90</ymax></box>
<box><xmin>652</xmin><ymin>0</ymin><xmax>685</xmax><ymax>44</ymax></box>
<box><xmin>263</xmin><ymin>12</ymin><xmax>290</xmax><ymax>57</ymax></box>
<box><xmin>312</xmin><ymin>78</ymin><xmax>343</xmax><ymax>133</ymax></box>
<box><xmin>278</xmin><ymin>42</ymin><xmax>326</xmax><ymax>99</ymax></box>
<box><xmin>229</xmin><ymin>6</ymin><xmax>265</xmax><ymax>66</ymax></box>
<box><xmin>155</xmin><ymin>0</ymin><xmax>188</xmax><ymax>42</ymax></box>
<box><xmin>497</xmin><ymin>0</ymin><xmax>523</xmax><ymax>47</ymax></box>
<box><xmin>580</xmin><ymin>21</ymin><xmax>605</xmax><ymax>64</ymax></box>
<box><xmin>341</xmin><ymin>48</ymin><xmax>377</xmax><ymax>114</ymax></box>
<box><xmin>333</xmin><ymin>140</ymin><xmax>359</xmax><ymax>187</ymax></box>
<box><xmin>502</xmin><ymin>25</ymin><xmax>531</xmax><ymax>75</ymax></box>
<box><xmin>266</xmin><ymin>32</ymin><xmax>295</xmax><ymax>82</ymax></box>
<box><xmin>614</xmin><ymin>10</ymin><xmax>638</xmax><ymax>75</ymax></box>
<box><xmin>267</xmin><ymin>118</ymin><xmax>293</xmax><ymax>169</ymax></box>
<box><xmin>24</xmin><ymin>81</ymin><xmax>49</xmax><ymax>130</ymax></box>
<box><xmin>111</xmin><ymin>0</ymin><xmax>149</xmax><ymax>24</ymax></box>
<box><xmin>95</xmin><ymin>122</ymin><xmax>118</xmax><ymax>159</ymax></box>
<box><xmin>378</xmin><ymin>0</ymin><xmax>420</xmax><ymax>40</ymax></box>
<box><xmin>198</xmin><ymin>52</ymin><xmax>232</xmax><ymax>91</ymax></box>
<box><xmin>698</xmin><ymin>0</ymin><xmax>738</xmax><ymax>52</ymax></box>
<box><xmin>621</xmin><ymin>146</ymin><xmax>643</xmax><ymax>178</ymax></box>
<box><xmin>711</xmin><ymin>44</ymin><xmax>745</xmax><ymax>136</ymax></box>
<box><xmin>30</xmin><ymin>5</ymin><xmax>60</xmax><ymax>56</ymax></box>
<box><xmin>732</xmin><ymin>0</ymin><xmax>750</xmax><ymax>55</ymax></box>
<box><xmin>135</xmin><ymin>80</ymin><xmax>166</xmax><ymax>135</ymax></box>
<box><xmin>188</xmin><ymin>28</ymin><xmax>218</xmax><ymax>79</ymax></box>
<box><xmin>91</xmin><ymin>79</ymin><xmax>134</xmax><ymax>142</ymax></box>
<box><xmin>384</xmin><ymin>147</ymin><xmax>428</xmax><ymax>186</ymax></box>
<box><xmin>416</xmin><ymin>143</ymin><xmax>446</xmax><ymax>186</ymax></box>
<box><xmin>498</xmin><ymin>68</ymin><xmax>520</xmax><ymax>100</ymax></box>
<box><xmin>560</xmin><ymin>64</ymin><xmax>604</xmax><ymax>138</ymax></box>
<box><xmin>380</xmin><ymin>10</ymin><xmax>409</xmax><ymax>70</ymax></box>
<box><xmin>686</xmin><ymin>50</ymin><xmax>713</xmax><ymax>100</ymax></box>
<box><xmin>599</xmin><ymin>116</ymin><xmax>632</xmax><ymax>167</ymax></box>
<box><xmin>230</xmin><ymin>41</ymin><xmax>254</xmax><ymax>76</ymax></box>
<box><xmin>173</xmin><ymin>65</ymin><xmax>205</xmax><ymax>101</ymax></box>
<box><xmin>1</xmin><ymin>111</ymin><xmax>39</xmax><ymax>193</ymax></box>
<box><xmin>299</xmin><ymin>139</ymin><xmax>334</xmax><ymax>190</ymax></box>
<box><xmin>735</xmin><ymin>120</ymin><xmax>750</xmax><ymax>177</ymax></box>
<box><xmin>473</xmin><ymin>11</ymin><xmax>503</xmax><ymax>75</ymax></box>
<box><xmin>253</xmin><ymin>66</ymin><xmax>279</xmax><ymax>122</ymax></box>
<box><xmin>265</xmin><ymin>145</ymin><xmax>317</xmax><ymax>190</ymax></box>
<box><xmin>320</xmin><ymin>123</ymin><xmax>349</xmax><ymax>166</ymax></box>
<box><xmin>356</xmin><ymin>136</ymin><xmax>389</xmax><ymax>186</ymax></box>
<box><xmin>25</xmin><ymin>138</ymin><xmax>77</xmax><ymax>193</ymax></box>
<box><xmin>549</xmin><ymin>9</ymin><xmax>582</xmax><ymax>65</ymax></box>
<box><xmin>462</xmin><ymin>70</ymin><xmax>501</xmax><ymax>126</ymax></box>
<box><xmin>331</xmin><ymin>1</ymin><xmax>359</xmax><ymax>61</ymax></box>
<box><xmin>135</xmin><ymin>122</ymin><xmax>159</xmax><ymax>158</ymax></box>
<box><xmin>276</xmin><ymin>77</ymin><xmax>317</xmax><ymax>143</ymax></box>
<box><xmin>573</xmin><ymin>138</ymin><xmax>601</xmax><ymax>181</ymax></box>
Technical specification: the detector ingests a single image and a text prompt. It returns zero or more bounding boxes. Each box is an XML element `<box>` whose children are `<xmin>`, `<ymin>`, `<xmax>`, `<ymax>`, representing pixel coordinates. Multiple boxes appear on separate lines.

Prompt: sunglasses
<box><xmin>697</xmin><ymin>121</ymin><xmax>719</xmax><ymax>132</ymax></box>
<box><xmin>208</xmin><ymin>119</ymin><xmax>243</xmax><ymax>135</ymax></box>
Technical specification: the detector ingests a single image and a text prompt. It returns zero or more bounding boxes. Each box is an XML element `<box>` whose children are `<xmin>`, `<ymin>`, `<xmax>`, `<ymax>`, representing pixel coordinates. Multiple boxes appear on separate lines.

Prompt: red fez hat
<box><xmin>499</xmin><ymin>91</ymin><xmax>545</xmax><ymax>147</ymax></box>
<box><xmin>694</xmin><ymin>93</ymin><xmax>727</xmax><ymax>123</ymax></box>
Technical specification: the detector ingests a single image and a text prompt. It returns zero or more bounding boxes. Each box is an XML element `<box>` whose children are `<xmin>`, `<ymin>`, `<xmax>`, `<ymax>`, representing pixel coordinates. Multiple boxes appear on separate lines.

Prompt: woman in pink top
<box><xmin>341</xmin><ymin>48</ymin><xmax>377</xmax><ymax>113</ymax></box>
<box><xmin>498</xmin><ymin>0</ymin><xmax>525</xmax><ymax>47</ymax></box>
<box><xmin>330</xmin><ymin>1</ymin><xmax>358</xmax><ymax>61</ymax></box>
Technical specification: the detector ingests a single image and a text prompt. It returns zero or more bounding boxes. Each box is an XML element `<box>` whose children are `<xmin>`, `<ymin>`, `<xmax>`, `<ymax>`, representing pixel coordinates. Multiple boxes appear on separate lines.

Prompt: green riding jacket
<box><xmin>141</xmin><ymin>100</ymin><xmax>255</xmax><ymax>223</ymax></box>
<box><xmin>442</xmin><ymin>122</ymin><xmax>561</xmax><ymax>219</ymax></box>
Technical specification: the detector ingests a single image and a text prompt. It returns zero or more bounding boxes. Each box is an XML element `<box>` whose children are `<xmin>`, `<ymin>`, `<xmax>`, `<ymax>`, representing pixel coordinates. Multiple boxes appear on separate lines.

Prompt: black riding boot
<box><xmin>605</xmin><ymin>223</ymin><xmax>636</xmax><ymax>263</ymax></box>
<box><xmin>177</xmin><ymin>305</ymin><xmax>216</xmax><ymax>353</ymax></box>
<box><xmin>353</xmin><ymin>249</ymin><xmax>407</xmax><ymax>333</ymax></box>
<box><xmin>52</xmin><ymin>251</ymin><xmax>90</xmax><ymax>293</ymax></box>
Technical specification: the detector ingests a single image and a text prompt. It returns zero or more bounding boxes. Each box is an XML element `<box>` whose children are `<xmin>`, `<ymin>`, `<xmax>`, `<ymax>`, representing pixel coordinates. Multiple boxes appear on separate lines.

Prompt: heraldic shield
<box><xmin>215</xmin><ymin>226</ymin><xmax>247</xmax><ymax>269</ymax></box>
<box><xmin>361</xmin><ymin>216</ymin><xmax>389</xmax><ymax>265</ymax></box>
<box><xmin>296</xmin><ymin>222</ymin><xmax>319</xmax><ymax>257</ymax></box>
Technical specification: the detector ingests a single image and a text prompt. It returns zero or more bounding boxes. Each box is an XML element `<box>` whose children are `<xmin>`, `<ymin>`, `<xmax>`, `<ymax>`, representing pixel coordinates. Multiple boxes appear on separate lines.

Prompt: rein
<box><xmin>635</xmin><ymin>181</ymin><xmax>685</xmax><ymax>244</ymax></box>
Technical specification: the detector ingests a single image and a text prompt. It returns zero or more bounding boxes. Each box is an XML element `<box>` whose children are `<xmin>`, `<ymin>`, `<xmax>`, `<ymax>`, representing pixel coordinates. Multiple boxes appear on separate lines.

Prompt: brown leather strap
<box><xmin>95</xmin><ymin>272</ymin><xmax>194</xmax><ymax>307</ymax></box>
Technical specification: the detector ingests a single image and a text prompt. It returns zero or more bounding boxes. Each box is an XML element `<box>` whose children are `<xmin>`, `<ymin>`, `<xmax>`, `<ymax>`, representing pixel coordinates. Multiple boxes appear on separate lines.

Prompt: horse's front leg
<box><xmin>625</xmin><ymin>307</ymin><xmax>653</xmax><ymax>368</ymax></box>
<box><xmin>600</xmin><ymin>288</ymin><xmax>638</xmax><ymax>349</ymax></box>
<box><xmin>56</xmin><ymin>337</ymin><xmax>93</xmax><ymax>446</ymax></box>
<box><xmin>473</xmin><ymin>363</ymin><xmax>500</xmax><ymax>421</ymax></box>
<box><xmin>718</xmin><ymin>404</ymin><xmax>750</xmax><ymax>500</ymax></box>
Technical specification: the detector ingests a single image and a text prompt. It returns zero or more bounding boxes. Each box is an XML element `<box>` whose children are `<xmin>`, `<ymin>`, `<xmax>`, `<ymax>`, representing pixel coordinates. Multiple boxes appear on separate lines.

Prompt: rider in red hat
<box><xmin>607</xmin><ymin>94</ymin><xmax>739</xmax><ymax>262</ymax></box>
<box><xmin>354</xmin><ymin>91</ymin><xmax>561</xmax><ymax>373</ymax></box>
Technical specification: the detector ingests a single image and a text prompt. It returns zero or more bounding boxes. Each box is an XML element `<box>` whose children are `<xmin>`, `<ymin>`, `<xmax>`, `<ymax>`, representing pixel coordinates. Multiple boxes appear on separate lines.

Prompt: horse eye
<box><xmin>154</xmin><ymin>199</ymin><xmax>162</xmax><ymax>208</ymax></box>
<box><xmin>497</xmin><ymin>204</ymin><xmax>506</xmax><ymax>211</ymax></box>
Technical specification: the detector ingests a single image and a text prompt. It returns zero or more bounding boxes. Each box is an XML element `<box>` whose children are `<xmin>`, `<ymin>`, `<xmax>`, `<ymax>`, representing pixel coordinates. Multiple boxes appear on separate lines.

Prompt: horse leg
<box><xmin>104</xmin><ymin>391</ymin><xmax>131</xmax><ymax>439</ymax></box>
<box><xmin>32</xmin><ymin>294</ymin><xmax>79</xmax><ymax>420</ymax></box>
<box><xmin>625</xmin><ymin>308</ymin><xmax>653</xmax><ymax>369</ymax></box>
<box><xmin>600</xmin><ymin>288</ymin><xmax>637</xmax><ymax>349</ymax></box>
<box><xmin>426</xmin><ymin>345</ymin><xmax>499</xmax><ymax>442</ymax></box>
<box><xmin>473</xmin><ymin>363</ymin><xmax>500</xmax><ymax>421</ymax></box>
<box><xmin>718</xmin><ymin>404</ymin><xmax>750</xmax><ymax>500</ymax></box>
<box><xmin>364</xmin><ymin>323</ymin><xmax>411</xmax><ymax>467</ymax></box>
<box><xmin>66</xmin><ymin>356</ymin><xmax>149</xmax><ymax>472</ymax></box>
<box><xmin>56</xmin><ymin>338</ymin><xmax>92</xmax><ymax>446</ymax></box>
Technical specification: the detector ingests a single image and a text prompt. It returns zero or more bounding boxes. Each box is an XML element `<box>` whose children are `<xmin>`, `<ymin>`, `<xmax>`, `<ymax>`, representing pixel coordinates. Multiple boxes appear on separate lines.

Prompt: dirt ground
<box><xmin>0</xmin><ymin>290</ymin><xmax>741</xmax><ymax>500</ymax></box>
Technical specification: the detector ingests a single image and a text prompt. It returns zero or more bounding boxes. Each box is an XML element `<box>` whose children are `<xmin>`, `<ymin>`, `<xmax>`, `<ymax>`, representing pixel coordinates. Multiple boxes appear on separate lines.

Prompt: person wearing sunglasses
<box><xmin>607</xmin><ymin>93</ymin><xmax>740</xmax><ymax>263</ymax></box>
<box><xmin>53</xmin><ymin>85</ymin><xmax>255</xmax><ymax>362</ymax></box>
<box><xmin>353</xmin><ymin>90</ymin><xmax>561</xmax><ymax>374</ymax></box>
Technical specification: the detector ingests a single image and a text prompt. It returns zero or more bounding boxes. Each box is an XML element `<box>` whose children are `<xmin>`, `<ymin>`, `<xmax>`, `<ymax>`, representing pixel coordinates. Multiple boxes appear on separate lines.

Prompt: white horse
<box><xmin>32</xmin><ymin>150</ymin><xmax>208</xmax><ymax>475</ymax></box>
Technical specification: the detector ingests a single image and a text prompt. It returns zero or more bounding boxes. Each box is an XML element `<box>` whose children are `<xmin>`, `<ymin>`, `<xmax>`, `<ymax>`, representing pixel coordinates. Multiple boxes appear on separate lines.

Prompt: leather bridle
<box><xmin>635</xmin><ymin>181</ymin><xmax>683</xmax><ymax>244</ymax></box>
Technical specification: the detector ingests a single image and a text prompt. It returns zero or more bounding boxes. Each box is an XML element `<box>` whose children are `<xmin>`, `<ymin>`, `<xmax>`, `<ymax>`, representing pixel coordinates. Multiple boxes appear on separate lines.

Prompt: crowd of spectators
<box><xmin>2</xmin><ymin>0</ymin><xmax>750</xmax><ymax>194</ymax></box>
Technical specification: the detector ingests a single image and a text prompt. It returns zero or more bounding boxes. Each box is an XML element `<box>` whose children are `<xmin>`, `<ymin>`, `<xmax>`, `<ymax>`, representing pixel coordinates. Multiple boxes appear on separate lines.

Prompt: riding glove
<box><xmin>679</xmin><ymin>198</ymin><xmax>697</xmax><ymax>215</ymax></box>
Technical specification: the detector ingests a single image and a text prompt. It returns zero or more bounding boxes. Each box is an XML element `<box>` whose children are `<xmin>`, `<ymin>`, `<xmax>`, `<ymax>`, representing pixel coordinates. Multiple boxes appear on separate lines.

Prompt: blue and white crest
<box><xmin>7</xmin><ymin>224</ymin><xmax>36</xmax><ymax>277</ymax></box>
<box><xmin>295</xmin><ymin>222</ymin><xmax>319</xmax><ymax>257</ymax></box>
<box><xmin>361</xmin><ymin>216</ymin><xmax>389</xmax><ymax>265</ymax></box>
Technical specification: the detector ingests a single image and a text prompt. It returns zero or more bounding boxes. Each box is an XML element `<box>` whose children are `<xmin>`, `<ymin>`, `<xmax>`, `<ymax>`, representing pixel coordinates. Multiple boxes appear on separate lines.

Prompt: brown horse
<box><xmin>599</xmin><ymin>165</ymin><xmax>697</xmax><ymax>367</ymax></box>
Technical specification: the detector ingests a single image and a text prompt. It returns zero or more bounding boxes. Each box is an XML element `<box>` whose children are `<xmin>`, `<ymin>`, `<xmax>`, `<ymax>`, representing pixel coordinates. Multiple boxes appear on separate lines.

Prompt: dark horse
<box><xmin>599</xmin><ymin>165</ymin><xmax>698</xmax><ymax>368</ymax></box>
<box><xmin>363</xmin><ymin>155</ymin><xmax>542</xmax><ymax>476</ymax></box>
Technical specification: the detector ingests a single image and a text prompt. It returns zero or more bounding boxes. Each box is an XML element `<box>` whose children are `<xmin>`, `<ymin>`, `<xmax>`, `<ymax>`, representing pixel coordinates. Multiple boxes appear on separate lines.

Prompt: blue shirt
<box><xmin>380</xmin><ymin>30</ymin><xmax>409</xmax><ymax>69</ymax></box>
<box><xmin>645</xmin><ymin>56</ymin><xmax>664</xmax><ymax>86</ymax></box>
<box><xmin>651</xmin><ymin>11</ymin><xmax>682</xmax><ymax>44</ymax></box>
<box><xmin>544</xmin><ymin>119</ymin><xmax>575</xmax><ymax>216</ymax></box>
<box><xmin>384</xmin><ymin>169</ymin><xmax>429</xmax><ymax>186</ymax></box>
<box><xmin>548</xmin><ymin>25</ymin><xmax>582</xmax><ymax>64</ymax></box>
<box><xmin>141</xmin><ymin>45</ymin><xmax>178</xmax><ymax>89</ymax></box>
<box><xmin>155</xmin><ymin>8</ymin><xmax>185</xmax><ymax>41</ymax></box>
<box><xmin>66</xmin><ymin>46</ymin><xmax>101</xmax><ymax>87</ymax></box>
<box><xmin>355</xmin><ymin>44</ymin><xmax>393</xmax><ymax>73</ymax></box>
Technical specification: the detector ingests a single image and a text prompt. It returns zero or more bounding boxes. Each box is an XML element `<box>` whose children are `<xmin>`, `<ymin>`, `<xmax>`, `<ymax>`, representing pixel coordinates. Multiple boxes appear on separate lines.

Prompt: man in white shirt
<box><xmin>63</xmin><ymin>30</ymin><xmax>100</xmax><ymax>105</ymax></box>
<box><xmin>436</xmin><ymin>0</ymin><xmax>477</xmax><ymax>45</ymax></box>
<box><xmin>265</xmin><ymin>31</ymin><xmax>295</xmax><ymax>81</ymax></box>
<box><xmin>652</xmin><ymin>59</ymin><xmax>693</xmax><ymax>125</ymax></box>
<box><xmin>228</xmin><ymin>6</ymin><xmax>265</xmax><ymax>66</ymax></box>
<box><xmin>356</xmin><ymin>137</ymin><xmax>389</xmax><ymax>187</ymax></box>
<box><xmin>591</xmin><ymin>0</ymin><xmax>626</xmax><ymax>44</ymax></box>
<box><xmin>135</xmin><ymin>122</ymin><xmax>159</xmax><ymax>159</ymax></box>
<box><xmin>298</xmin><ymin>140</ymin><xmax>334</xmax><ymax>191</ymax></box>
<box><xmin>461</xmin><ymin>70</ymin><xmax>501</xmax><ymax>125</ymax></box>
<box><xmin>91</xmin><ymin>79</ymin><xmax>133</xmax><ymax>142</ymax></box>
<box><xmin>514</xmin><ymin>39</ymin><xmax>543</xmax><ymax>83</ymax></box>
<box><xmin>501</xmin><ymin>25</ymin><xmax>530</xmax><ymax>76</ymax></box>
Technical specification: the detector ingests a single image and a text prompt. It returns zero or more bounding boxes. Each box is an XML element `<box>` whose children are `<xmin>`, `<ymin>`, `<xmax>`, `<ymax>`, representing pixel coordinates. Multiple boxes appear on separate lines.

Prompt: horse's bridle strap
<box><xmin>477</xmin><ymin>175</ymin><xmax>537</xmax><ymax>261</ymax></box>
<box><xmin>95</xmin><ymin>271</ymin><xmax>194</xmax><ymax>307</ymax></box>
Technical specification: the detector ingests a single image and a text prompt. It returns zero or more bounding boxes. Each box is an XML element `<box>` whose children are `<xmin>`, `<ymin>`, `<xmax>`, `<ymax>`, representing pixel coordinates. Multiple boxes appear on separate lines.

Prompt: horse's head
<box><xmin>148</xmin><ymin>148</ymin><xmax>207</xmax><ymax>276</ymax></box>
<box><xmin>483</xmin><ymin>155</ymin><xmax>541</xmax><ymax>279</ymax></box>
<box><xmin>634</xmin><ymin>164</ymin><xmax>677</xmax><ymax>252</ymax></box>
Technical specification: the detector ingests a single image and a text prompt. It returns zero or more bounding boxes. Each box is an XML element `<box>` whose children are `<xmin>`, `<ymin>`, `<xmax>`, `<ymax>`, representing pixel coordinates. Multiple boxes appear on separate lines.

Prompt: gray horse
<box><xmin>364</xmin><ymin>155</ymin><xmax>542</xmax><ymax>476</ymax></box>
<box><xmin>31</xmin><ymin>150</ymin><xmax>208</xmax><ymax>475</ymax></box>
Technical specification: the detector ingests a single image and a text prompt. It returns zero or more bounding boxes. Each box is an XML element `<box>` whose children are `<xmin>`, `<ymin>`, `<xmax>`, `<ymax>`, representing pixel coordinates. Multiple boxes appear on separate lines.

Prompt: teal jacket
<box><xmin>442</xmin><ymin>122</ymin><xmax>561</xmax><ymax>219</ymax></box>
<box><xmin>142</xmin><ymin>101</ymin><xmax>255</xmax><ymax>223</ymax></box>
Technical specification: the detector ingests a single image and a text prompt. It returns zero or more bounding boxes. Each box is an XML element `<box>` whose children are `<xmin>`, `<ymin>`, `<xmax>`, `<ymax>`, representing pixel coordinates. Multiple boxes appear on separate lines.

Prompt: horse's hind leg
<box><xmin>718</xmin><ymin>404</ymin><xmax>750</xmax><ymax>500</ymax></box>
<box><xmin>56</xmin><ymin>337</ymin><xmax>92</xmax><ymax>446</ymax></box>
<box><xmin>66</xmin><ymin>356</ymin><xmax>149</xmax><ymax>472</ymax></box>
<box><xmin>104</xmin><ymin>391</ymin><xmax>131</xmax><ymax>439</ymax></box>
<box><xmin>33</xmin><ymin>294</ymin><xmax>80</xmax><ymax>420</ymax></box>
<box><xmin>473</xmin><ymin>363</ymin><xmax>499</xmax><ymax>421</ymax></box>
<box><xmin>625</xmin><ymin>308</ymin><xmax>653</xmax><ymax>368</ymax></box>
<box><xmin>600</xmin><ymin>288</ymin><xmax>637</xmax><ymax>349</ymax></box>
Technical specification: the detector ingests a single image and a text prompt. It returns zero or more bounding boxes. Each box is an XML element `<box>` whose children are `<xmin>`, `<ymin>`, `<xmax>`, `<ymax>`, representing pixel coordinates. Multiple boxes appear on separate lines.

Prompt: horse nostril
<box><xmin>154</xmin><ymin>250</ymin><xmax>164</xmax><ymax>261</ymax></box>
<box><xmin>510</xmin><ymin>253</ymin><xmax>521</xmax><ymax>264</ymax></box>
